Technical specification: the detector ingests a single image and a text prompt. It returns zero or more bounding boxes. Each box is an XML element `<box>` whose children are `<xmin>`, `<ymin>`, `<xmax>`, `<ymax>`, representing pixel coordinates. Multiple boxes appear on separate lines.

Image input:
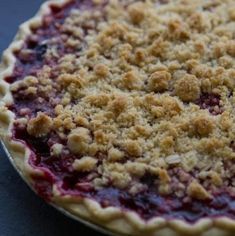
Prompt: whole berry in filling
<box><xmin>195</xmin><ymin>93</ymin><xmax>223</xmax><ymax>115</ymax></box>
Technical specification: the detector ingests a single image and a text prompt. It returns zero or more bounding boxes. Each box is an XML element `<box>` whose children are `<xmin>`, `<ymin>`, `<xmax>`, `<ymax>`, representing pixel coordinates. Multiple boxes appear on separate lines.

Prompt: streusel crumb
<box><xmin>68</xmin><ymin>128</ymin><xmax>92</xmax><ymax>154</ymax></box>
<box><xmin>192</xmin><ymin>115</ymin><xmax>214</xmax><ymax>136</ymax></box>
<box><xmin>187</xmin><ymin>180</ymin><xmax>211</xmax><ymax>200</ymax></box>
<box><xmin>73</xmin><ymin>156</ymin><xmax>97</xmax><ymax>172</ymax></box>
<box><xmin>174</xmin><ymin>74</ymin><xmax>200</xmax><ymax>102</ymax></box>
<box><xmin>13</xmin><ymin>0</ymin><xmax>235</xmax><ymax>200</ymax></box>
<box><xmin>148</xmin><ymin>71</ymin><xmax>171</xmax><ymax>92</ymax></box>
<box><xmin>27</xmin><ymin>113</ymin><xmax>52</xmax><ymax>138</ymax></box>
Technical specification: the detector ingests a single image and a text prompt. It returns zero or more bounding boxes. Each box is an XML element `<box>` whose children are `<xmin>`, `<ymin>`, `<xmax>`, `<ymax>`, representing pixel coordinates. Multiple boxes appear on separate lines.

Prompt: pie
<box><xmin>1</xmin><ymin>0</ymin><xmax>235</xmax><ymax>235</ymax></box>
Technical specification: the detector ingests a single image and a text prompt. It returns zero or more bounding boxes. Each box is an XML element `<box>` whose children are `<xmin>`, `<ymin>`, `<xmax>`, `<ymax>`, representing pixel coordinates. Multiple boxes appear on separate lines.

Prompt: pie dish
<box><xmin>1</xmin><ymin>0</ymin><xmax>235</xmax><ymax>235</ymax></box>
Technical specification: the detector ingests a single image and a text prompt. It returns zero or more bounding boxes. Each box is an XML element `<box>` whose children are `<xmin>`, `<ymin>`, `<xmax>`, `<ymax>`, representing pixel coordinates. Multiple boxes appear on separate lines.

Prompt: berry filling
<box><xmin>11</xmin><ymin>125</ymin><xmax>235</xmax><ymax>222</ymax></box>
<box><xmin>195</xmin><ymin>93</ymin><xmax>223</xmax><ymax>116</ymax></box>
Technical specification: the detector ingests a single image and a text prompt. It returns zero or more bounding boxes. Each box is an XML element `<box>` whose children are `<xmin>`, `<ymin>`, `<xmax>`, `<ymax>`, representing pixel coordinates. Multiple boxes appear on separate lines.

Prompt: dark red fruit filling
<box><xmin>7</xmin><ymin>0</ymin><xmax>235</xmax><ymax>223</ymax></box>
<box><xmin>5</xmin><ymin>0</ymin><xmax>99</xmax><ymax>85</ymax></box>
<box><xmin>12</xmin><ymin>124</ymin><xmax>235</xmax><ymax>222</ymax></box>
<box><xmin>195</xmin><ymin>93</ymin><xmax>223</xmax><ymax>115</ymax></box>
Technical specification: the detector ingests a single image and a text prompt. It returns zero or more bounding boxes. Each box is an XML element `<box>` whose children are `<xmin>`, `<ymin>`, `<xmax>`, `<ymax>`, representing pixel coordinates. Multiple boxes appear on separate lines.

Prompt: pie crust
<box><xmin>1</xmin><ymin>0</ymin><xmax>235</xmax><ymax>235</ymax></box>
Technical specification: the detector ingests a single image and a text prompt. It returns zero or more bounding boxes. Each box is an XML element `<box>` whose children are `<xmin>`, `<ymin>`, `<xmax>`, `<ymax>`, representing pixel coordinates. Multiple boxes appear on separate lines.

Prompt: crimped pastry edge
<box><xmin>0</xmin><ymin>1</ymin><xmax>234</xmax><ymax>235</ymax></box>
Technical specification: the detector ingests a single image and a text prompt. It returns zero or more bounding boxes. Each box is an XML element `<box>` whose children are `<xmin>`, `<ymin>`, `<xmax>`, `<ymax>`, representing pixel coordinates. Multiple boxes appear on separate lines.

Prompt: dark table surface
<box><xmin>0</xmin><ymin>1</ymin><xmax>105</xmax><ymax>236</ymax></box>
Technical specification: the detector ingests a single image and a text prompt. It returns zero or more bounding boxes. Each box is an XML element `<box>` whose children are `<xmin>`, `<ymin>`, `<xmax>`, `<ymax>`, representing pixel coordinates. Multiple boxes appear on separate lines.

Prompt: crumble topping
<box><xmin>68</xmin><ymin>127</ymin><xmax>92</xmax><ymax>155</ymax></box>
<box><xmin>26</xmin><ymin>112</ymin><xmax>52</xmax><ymax>138</ymax></box>
<box><xmin>187</xmin><ymin>180</ymin><xmax>212</xmax><ymax>200</ymax></box>
<box><xmin>148</xmin><ymin>70</ymin><xmax>171</xmax><ymax>92</ymax></box>
<box><xmin>174</xmin><ymin>74</ymin><xmax>200</xmax><ymax>102</ymax></box>
<box><xmin>73</xmin><ymin>156</ymin><xmax>98</xmax><ymax>172</ymax></box>
<box><xmin>191</xmin><ymin>114</ymin><xmax>214</xmax><ymax>136</ymax></box>
<box><xmin>51</xmin><ymin>143</ymin><xmax>64</xmax><ymax>157</ymax></box>
<box><xmin>9</xmin><ymin>0</ymin><xmax>235</xmax><ymax>204</ymax></box>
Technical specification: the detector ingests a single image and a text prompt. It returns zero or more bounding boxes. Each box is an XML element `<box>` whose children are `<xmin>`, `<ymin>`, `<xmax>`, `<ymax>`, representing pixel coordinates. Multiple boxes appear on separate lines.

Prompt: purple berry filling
<box><xmin>195</xmin><ymin>93</ymin><xmax>223</xmax><ymax>115</ymax></box>
<box><xmin>11</xmin><ymin>125</ymin><xmax>235</xmax><ymax>222</ymax></box>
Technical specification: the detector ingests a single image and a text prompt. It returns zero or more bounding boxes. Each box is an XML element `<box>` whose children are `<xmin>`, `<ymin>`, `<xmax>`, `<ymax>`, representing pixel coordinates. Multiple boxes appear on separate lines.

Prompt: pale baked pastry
<box><xmin>1</xmin><ymin>0</ymin><xmax>235</xmax><ymax>235</ymax></box>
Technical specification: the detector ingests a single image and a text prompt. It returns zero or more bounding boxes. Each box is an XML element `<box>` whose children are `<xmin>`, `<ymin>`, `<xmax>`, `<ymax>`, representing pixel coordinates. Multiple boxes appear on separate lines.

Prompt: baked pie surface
<box><xmin>1</xmin><ymin>0</ymin><xmax>235</xmax><ymax>235</ymax></box>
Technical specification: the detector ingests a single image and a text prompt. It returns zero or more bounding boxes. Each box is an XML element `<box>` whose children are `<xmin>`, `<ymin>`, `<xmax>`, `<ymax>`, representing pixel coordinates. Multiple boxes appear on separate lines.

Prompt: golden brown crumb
<box><xmin>174</xmin><ymin>74</ymin><xmax>201</xmax><ymax>102</ymax></box>
<box><xmin>108</xmin><ymin>95</ymin><xmax>128</xmax><ymax>114</ymax></box>
<box><xmin>198</xmin><ymin>138</ymin><xmax>224</xmax><ymax>153</ymax></box>
<box><xmin>94</xmin><ymin>63</ymin><xmax>109</xmax><ymax>77</ymax></box>
<box><xmin>188</xmin><ymin>12</ymin><xmax>205</xmax><ymax>32</ymax></box>
<box><xmin>85</xmin><ymin>93</ymin><xmax>110</xmax><ymax>107</ymax></box>
<box><xmin>127</xmin><ymin>2</ymin><xmax>145</xmax><ymax>24</ymax></box>
<box><xmin>187</xmin><ymin>180</ymin><xmax>211</xmax><ymax>200</ymax></box>
<box><xmin>121</xmin><ymin>71</ymin><xmax>142</xmax><ymax>90</ymax></box>
<box><xmin>220</xmin><ymin>112</ymin><xmax>232</xmax><ymax>131</ymax></box>
<box><xmin>110</xmin><ymin>171</ymin><xmax>131</xmax><ymax>189</ymax></box>
<box><xmin>148</xmin><ymin>71</ymin><xmax>171</xmax><ymax>92</ymax></box>
<box><xmin>94</xmin><ymin>130</ymin><xmax>108</xmax><ymax>144</ymax></box>
<box><xmin>125</xmin><ymin>162</ymin><xmax>146</xmax><ymax>177</ymax></box>
<box><xmin>27</xmin><ymin>113</ymin><xmax>52</xmax><ymax>137</ymax></box>
<box><xmin>160</xmin><ymin>136</ymin><xmax>174</xmax><ymax>154</ymax></box>
<box><xmin>108</xmin><ymin>148</ymin><xmax>125</xmax><ymax>162</ymax></box>
<box><xmin>134</xmin><ymin>125</ymin><xmax>152</xmax><ymax>137</ymax></box>
<box><xmin>158</xmin><ymin>168</ymin><xmax>171</xmax><ymax>183</ymax></box>
<box><xmin>228</xmin><ymin>8</ymin><xmax>235</xmax><ymax>20</ymax></box>
<box><xmin>92</xmin><ymin>0</ymin><xmax>104</xmax><ymax>5</ymax></box>
<box><xmin>74</xmin><ymin>115</ymin><xmax>89</xmax><ymax>127</ymax></box>
<box><xmin>168</xmin><ymin>19</ymin><xmax>190</xmax><ymax>40</ymax></box>
<box><xmin>192</xmin><ymin>115</ymin><xmax>214</xmax><ymax>136</ymax></box>
<box><xmin>134</xmin><ymin>48</ymin><xmax>146</xmax><ymax>65</ymax></box>
<box><xmin>124</xmin><ymin>140</ymin><xmax>142</xmax><ymax>157</ymax></box>
<box><xmin>67</xmin><ymin>127</ymin><xmax>92</xmax><ymax>154</ymax></box>
<box><xmin>51</xmin><ymin>143</ymin><xmax>63</xmax><ymax>156</ymax></box>
<box><xmin>58</xmin><ymin>73</ymin><xmax>84</xmax><ymax>88</ymax></box>
<box><xmin>161</xmin><ymin>96</ymin><xmax>182</xmax><ymax>117</ymax></box>
<box><xmin>210</xmin><ymin>171</ymin><xmax>222</xmax><ymax>187</ymax></box>
<box><xmin>149</xmin><ymin>38</ymin><xmax>169</xmax><ymax>57</ymax></box>
<box><xmin>73</xmin><ymin>156</ymin><xmax>97</xmax><ymax>172</ymax></box>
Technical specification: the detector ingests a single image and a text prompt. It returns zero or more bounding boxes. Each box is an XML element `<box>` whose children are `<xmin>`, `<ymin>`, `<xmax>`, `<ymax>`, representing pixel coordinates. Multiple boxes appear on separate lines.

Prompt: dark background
<box><xmin>0</xmin><ymin>1</ymin><xmax>104</xmax><ymax>236</ymax></box>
